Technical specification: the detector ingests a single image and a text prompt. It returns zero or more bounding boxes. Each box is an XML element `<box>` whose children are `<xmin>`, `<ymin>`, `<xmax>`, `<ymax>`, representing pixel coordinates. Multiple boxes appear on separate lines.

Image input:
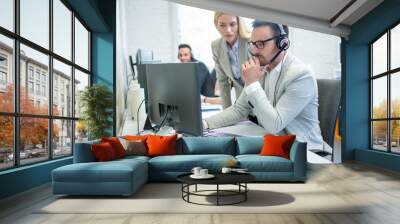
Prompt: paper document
<box><xmin>213</xmin><ymin>121</ymin><xmax>268</xmax><ymax>137</ymax></box>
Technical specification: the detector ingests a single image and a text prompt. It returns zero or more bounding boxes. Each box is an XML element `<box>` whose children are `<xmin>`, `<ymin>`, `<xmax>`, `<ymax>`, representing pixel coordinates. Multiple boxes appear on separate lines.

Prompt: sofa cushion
<box><xmin>53</xmin><ymin>158</ymin><xmax>147</xmax><ymax>183</ymax></box>
<box><xmin>116</xmin><ymin>155</ymin><xmax>150</xmax><ymax>163</ymax></box>
<box><xmin>236</xmin><ymin>155</ymin><xmax>293</xmax><ymax>172</ymax></box>
<box><xmin>148</xmin><ymin>154</ymin><xmax>235</xmax><ymax>172</ymax></box>
<box><xmin>236</xmin><ymin>137</ymin><xmax>263</xmax><ymax>155</ymax></box>
<box><xmin>179</xmin><ymin>137</ymin><xmax>235</xmax><ymax>155</ymax></box>
<box><xmin>73</xmin><ymin>140</ymin><xmax>100</xmax><ymax>163</ymax></box>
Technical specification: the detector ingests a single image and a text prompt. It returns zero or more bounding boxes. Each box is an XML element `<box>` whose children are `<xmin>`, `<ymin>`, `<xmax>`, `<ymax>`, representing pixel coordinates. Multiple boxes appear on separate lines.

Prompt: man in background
<box><xmin>178</xmin><ymin>44</ymin><xmax>221</xmax><ymax>104</ymax></box>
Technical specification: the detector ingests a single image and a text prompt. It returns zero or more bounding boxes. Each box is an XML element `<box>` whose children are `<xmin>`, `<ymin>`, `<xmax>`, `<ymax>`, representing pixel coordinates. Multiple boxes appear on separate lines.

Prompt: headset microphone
<box><xmin>268</xmin><ymin>48</ymin><xmax>283</xmax><ymax>65</ymax></box>
<box><xmin>248</xmin><ymin>47</ymin><xmax>283</xmax><ymax>65</ymax></box>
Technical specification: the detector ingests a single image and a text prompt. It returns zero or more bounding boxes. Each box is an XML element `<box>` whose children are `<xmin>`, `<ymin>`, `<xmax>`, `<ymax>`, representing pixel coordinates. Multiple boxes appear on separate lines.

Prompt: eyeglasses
<box><xmin>248</xmin><ymin>36</ymin><xmax>279</xmax><ymax>49</ymax></box>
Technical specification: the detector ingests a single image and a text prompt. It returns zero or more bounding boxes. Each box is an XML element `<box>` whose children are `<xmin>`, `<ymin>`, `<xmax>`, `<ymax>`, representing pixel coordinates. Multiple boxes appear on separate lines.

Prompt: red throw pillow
<box><xmin>259</xmin><ymin>135</ymin><xmax>296</xmax><ymax>159</ymax></box>
<box><xmin>124</xmin><ymin>135</ymin><xmax>150</xmax><ymax>148</ymax></box>
<box><xmin>146</xmin><ymin>135</ymin><xmax>177</xmax><ymax>157</ymax></box>
<box><xmin>124</xmin><ymin>135</ymin><xmax>150</xmax><ymax>142</ymax></box>
<box><xmin>91</xmin><ymin>142</ymin><xmax>118</xmax><ymax>161</ymax></box>
<box><xmin>101</xmin><ymin>137</ymin><xmax>127</xmax><ymax>158</ymax></box>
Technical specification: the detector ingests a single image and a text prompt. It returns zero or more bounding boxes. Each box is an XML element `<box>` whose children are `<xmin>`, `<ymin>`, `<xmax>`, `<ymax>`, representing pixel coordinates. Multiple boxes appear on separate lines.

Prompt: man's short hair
<box><xmin>178</xmin><ymin>44</ymin><xmax>192</xmax><ymax>51</ymax></box>
<box><xmin>251</xmin><ymin>20</ymin><xmax>289</xmax><ymax>36</ymax></box>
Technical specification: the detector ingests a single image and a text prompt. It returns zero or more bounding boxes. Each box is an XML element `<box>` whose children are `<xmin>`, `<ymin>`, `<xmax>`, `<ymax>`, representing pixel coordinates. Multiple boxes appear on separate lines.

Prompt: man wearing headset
<box><xmin>204</xmin><ymin>20</ymin><xmax>323</xmax><ymax>151</ymax></box>
<box><xmin>178</xmin><ymin>44</ymin><xmax>222</xmax><ymax>104</ymax></box>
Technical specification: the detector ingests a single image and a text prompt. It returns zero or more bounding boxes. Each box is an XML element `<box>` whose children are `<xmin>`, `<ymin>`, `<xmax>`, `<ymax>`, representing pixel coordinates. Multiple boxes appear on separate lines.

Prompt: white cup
<box><xmin>191</xmin><ymin>167</ymin><xmax>202</xmax><ymax>176</ymax></box>
<box><xmin>221</xmin><ymin>167</ymin><xmax>232</xmax><ymax>174</ymax></box>
<box><xmin>200</xmin><ymin>169</ymin><xmax>208</xmax><ymax>176</ymax></box>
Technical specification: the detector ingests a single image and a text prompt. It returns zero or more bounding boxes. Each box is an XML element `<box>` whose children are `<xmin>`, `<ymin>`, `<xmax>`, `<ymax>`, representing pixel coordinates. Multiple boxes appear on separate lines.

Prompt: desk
<box><xmin>212</xmin><ymin>121</ymin><xmax>268</xmax><ymax>137</ymax></box>
<box><xmin>201</xmin><ymin>105</ymin><xmax>267</xmax><ymax>137</ymax></box>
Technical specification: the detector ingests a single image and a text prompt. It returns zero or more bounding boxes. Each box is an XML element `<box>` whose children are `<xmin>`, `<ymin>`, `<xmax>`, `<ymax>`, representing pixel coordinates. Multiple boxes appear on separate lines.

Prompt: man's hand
<box><xmin>241</xmin><ymin>57</ymin><xmax>267</xmax><ymax>86</ymax></box>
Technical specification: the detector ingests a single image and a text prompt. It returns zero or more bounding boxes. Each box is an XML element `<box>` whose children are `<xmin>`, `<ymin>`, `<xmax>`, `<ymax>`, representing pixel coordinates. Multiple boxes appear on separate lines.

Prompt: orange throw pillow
<box><xmin>91</xmin><ymin>142</ymin><xmax>117</xmax><ymax>162</ymax></box>
<box><xmin>124</xmin><ymin>135</ymin><xmax>150</xmax><ymax>142</ymax></box>
<box><xmin>101</xmin><ymin>137</ymin><xmax>126</xmax><ymax>158</ymax></box>
<box><xmin>146</xmin><ymin>134</ymin><xmax>177</xmax><ymax>157</ymax></box>
<box><xmin>259</xmin><ymin>135</ymin><xmax>296</xmax><ymax>159</ymax></box>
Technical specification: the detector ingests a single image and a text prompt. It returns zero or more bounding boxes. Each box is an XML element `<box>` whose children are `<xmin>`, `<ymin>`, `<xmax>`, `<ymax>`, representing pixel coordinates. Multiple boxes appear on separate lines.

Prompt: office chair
<box><xmin>316</xmin><ymin>79</ymin><xmax>341</xmax><ymax>160</ymax></box>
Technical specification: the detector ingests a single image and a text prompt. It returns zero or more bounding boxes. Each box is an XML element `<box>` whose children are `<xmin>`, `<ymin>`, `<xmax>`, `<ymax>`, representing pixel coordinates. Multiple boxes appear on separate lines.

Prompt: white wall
<box><xmin>290</xmin><ymin>28</ymin><xmax>341</xmax><ymax>79</ymax></box>
<box><xmin>116</xmin><ymin>0</ymin><xmax>127</xmax><ymax>134</ymax></box>
<box><xmin>119</xmin><ymin>0</ymin><xmax>179</xmax><ymax>63</ymax></box>
<box><xmin>116</xmin><ymin>0</ymin><xmax>180</xmax><ymax>133</ymax></box>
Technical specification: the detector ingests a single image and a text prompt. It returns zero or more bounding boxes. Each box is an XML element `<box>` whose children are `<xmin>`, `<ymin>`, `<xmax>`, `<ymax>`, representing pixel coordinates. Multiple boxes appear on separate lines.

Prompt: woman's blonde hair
<box><xmin>214</xmin><ymin>11</ymin><xmax>251</xmax><ymax>39</ymax></box>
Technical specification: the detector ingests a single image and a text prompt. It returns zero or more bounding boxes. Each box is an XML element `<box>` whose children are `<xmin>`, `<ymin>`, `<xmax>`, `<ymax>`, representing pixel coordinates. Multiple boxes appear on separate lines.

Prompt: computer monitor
<box><xmin>145</xmin><ymin>63</ymin><xmax>203</xmax><ymax>136</ymax></box>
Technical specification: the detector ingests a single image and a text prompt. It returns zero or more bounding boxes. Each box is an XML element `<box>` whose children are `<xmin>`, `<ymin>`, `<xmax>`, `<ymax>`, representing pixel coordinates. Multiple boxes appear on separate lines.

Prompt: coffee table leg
<box><xmin>217</xmin><ymin>184</ymin><xmax>219</xmax><ymax>206</ymax></box>
<box><xmin>195</xmin><ymin>184</ymin><xmax>198</xmax><ymax>192</ymax></box>
<box><xmin>187</xmin><ymin>184</ymin><xmax>190</xmax><ymax>202</ymax></box>
<box><xmin>245</xmin><ymin>183</ymin><xmax>247</xmax><ymax>201</ymax></box>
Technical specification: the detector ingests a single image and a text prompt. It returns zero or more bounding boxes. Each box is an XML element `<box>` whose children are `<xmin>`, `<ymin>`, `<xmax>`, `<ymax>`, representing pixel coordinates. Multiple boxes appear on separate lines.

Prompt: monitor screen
<box><xmin>145</xmin><ymin>63</ymin><xmax>203</xmax><ymax>136</ymax></box>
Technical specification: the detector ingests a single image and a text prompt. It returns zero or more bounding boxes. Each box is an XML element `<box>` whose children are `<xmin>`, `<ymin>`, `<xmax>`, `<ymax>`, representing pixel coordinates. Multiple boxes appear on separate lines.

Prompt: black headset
<box><xmin>275</xmin><ymin>24</ymin><xmax>290</xmax><ymax>51</ymax></box>
<box><xmin>268</xmin><ymin>24</ymin><xmax>290</xmax><ymax>106</ymax></box>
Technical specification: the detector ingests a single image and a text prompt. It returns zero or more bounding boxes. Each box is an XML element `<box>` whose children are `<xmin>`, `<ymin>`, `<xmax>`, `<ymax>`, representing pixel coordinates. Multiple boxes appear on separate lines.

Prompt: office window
<box><xmin>0</xmin><ymin>55</ymin><xmax>7</xmax><ymax>67</ymax></box>
<box><xmin>53</xmin><ymin>0</ymin><xmax>72</xmax><ymax>60</ymax></box>
<box><xmin>75</xmin><ymin>18</ymin><xmax>89</xmax><ymax>70</ymax></box>
<box><xmin>28</xmin><ymin>81</ymin><xmax>34</xmax><ymax>94</ymax></box>
<box><xmin>42</xmin><ymin>85</ymin><xmax>46</xmax><ymax>97</ymax></box>
<box><xmin>0</xmin><ymin>0</ymin><xmax>91</xmax><ymax>171</ymax></box>
<box><xmin>35</xmin><ymin>70</ymin><xmax>40</xmax><ymax>81</ymax></box>
<box><xmin>28</xmin><ymin>67</ymin><xmax>34</xmax><ymax>80</ymax></box>
<box><xmin>53</xmin><ymin>119</ymin><xmax>72</xmax><ymax>158</ymax></box>
<box><xmin>54</xmin><ymin>89</ymin><xmax>58</xmax><ymax>105</ymax></box>
<box><xmin>0</xmin><ymin>53</ymin><xmax>7</xmax><ymax>90</ymax></box>
<box><xmin>35</xmin><ymin>83</ymin><xmax>40</xmax><ymax>95</ymax></box>
<box><xmin>19</xmin><ymin>117</ymin><xmax>49</xmax><ymax>165</ymax></box>
<box><xmin>0</xmin><ymin>34</ymin><xmax>13</xmax><ymax>113</ymax></box>
<box><xmin>20</xmin><ymin>0</ymin><xmax>49</xmax><ymax>49</ymax></box>
<box><xmin>53</xmin><ymin>59</ymin><xmax>71</xmax><ymax>117</ymax></box>
<box><xmin>0</xmin><ymin>0</ymin><xmax>14</xmax><ymax>31</ymax></box>
<box><xmin>0</xmin><ymin>71</ymin><xmax>6</xmax><ymax>85</ymax></box>
<box><xmin>391</xmin><ymin>24</ymin><xmax>400</xmax><ymax>70</ymax></box>
<box><xmin>372</xmin><ymin>34</ymin><xmax>387</xmax><ymax>77</ymax></box>
<box><xmin>0</xmin><ymin>116</ymin><xmax>13</xmax><ymax>170</ymax></box>
<box><xmin>20</xmin><ymin>44</ymin><xmax>49</xmax><ymax>115</ymax></box>
<box><xmin>74</xmin><ymin>69</ymin><xmax>89</xmax><ymax>118</ymax></box>
<box><xmin>370</xmin><ymin>22</ymin><xmax>400</xmax><ymax>154</ymax></box>
<box><xmin>75</xmin><ymin>120</ymin><xmax>88</xmax><ymax>143</ymax></box>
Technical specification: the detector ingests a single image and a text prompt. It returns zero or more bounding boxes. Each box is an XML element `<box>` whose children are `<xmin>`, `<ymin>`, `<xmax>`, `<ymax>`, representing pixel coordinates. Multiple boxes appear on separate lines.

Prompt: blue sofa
<box><xmin>52</xmin><ymin>137</ymin><xmax>307</xmax><ymax>196</ymax></box>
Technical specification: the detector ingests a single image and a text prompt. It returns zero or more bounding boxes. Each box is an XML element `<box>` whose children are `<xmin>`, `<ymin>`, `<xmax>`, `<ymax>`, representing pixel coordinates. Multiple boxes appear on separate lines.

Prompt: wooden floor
<box><xmin>1</xmin><ymin>162</ymin><xmax>400</xmax><ymax>224</ymax></box>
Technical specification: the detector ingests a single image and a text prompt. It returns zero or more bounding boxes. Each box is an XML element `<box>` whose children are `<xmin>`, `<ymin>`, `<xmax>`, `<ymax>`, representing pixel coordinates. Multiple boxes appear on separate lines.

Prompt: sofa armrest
<box><xmin>73</xmin><ymin>140</ymin><xmax>100</xmax><ymax>163</ymax></box>
<box><xmin>289</xmin><ymin>141</ymin><xmax>307</xmax><ymax>181</ymax></box>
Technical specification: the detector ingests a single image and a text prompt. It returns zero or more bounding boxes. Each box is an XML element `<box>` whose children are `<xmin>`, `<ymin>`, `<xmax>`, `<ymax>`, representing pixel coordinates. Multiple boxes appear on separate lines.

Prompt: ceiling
<box><xmin>166</xmin><ymin>0</ymin><xmax>384</xmax><ymax>37</ymax></box>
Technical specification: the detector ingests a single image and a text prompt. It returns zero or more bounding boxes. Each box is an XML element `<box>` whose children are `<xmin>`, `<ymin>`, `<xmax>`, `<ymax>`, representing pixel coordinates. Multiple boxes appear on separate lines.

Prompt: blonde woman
<box><xmin>212</xmin><ymin>12</ymin><xmax>251</xmax><ymax>109</ymax></box>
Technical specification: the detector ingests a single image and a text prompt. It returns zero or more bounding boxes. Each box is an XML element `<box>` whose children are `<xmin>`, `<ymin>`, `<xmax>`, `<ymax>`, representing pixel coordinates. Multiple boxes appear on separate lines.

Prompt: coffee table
<box><xmin>177</xmin><ymin>172</ymin><xmax>255</xmax><ymax>206</ymax></box>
